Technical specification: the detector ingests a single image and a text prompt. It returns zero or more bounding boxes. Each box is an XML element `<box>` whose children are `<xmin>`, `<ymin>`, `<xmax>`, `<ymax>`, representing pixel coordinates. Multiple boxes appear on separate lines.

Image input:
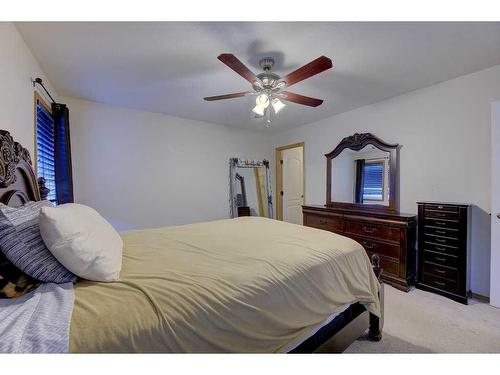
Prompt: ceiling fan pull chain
<box><xmin>265</xmin><ymin>105</ymin><xmax>272</xmax><ymax>127</ymax></box>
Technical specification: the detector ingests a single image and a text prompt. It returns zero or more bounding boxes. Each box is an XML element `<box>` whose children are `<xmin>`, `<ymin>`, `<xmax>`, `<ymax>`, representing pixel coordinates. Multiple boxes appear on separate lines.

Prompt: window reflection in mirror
<box><xmin>331</xmin><ymin>145</ymin><xmax>390</xmax><ymax>206</ymax></box>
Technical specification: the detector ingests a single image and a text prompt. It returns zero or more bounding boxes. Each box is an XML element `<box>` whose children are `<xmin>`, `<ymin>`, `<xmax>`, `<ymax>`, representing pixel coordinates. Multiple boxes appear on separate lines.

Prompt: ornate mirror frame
<box><xmin>326</xmin><ymin>133</ymin><xmax>400</xmax><ymax>213</ymax></box>
<box><xmin>229</xmin><ymin>158</ymin><xmax>273</xmax><ymax>219</ymax></box>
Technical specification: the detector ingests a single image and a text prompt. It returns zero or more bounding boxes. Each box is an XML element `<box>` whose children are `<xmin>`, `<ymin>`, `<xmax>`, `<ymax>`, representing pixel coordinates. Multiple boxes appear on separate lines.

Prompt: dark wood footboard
<box><xmin>368</xmin><ymin>254</ymin><xmax>383</xmax><ymax>342</ymax></box>
<box><xmin>291</xmin><ymin>253</ymin><xmax>384</xmax><ymax>352</ymax></box>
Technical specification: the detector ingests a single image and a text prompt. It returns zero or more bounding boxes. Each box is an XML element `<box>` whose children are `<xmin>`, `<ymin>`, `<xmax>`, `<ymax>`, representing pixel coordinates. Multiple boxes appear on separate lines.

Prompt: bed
<box><xmin>0</xmin><ymin>130</ymin><xmax>383</xmax><ymax>353</ymax></box>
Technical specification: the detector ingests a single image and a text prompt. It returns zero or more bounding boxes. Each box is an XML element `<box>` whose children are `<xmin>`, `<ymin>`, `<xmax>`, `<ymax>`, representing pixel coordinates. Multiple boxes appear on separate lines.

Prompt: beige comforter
<box><xmin>69</xmin><ymin>217</ymin><xmax>380</xmax><ymax>353</ymax></box>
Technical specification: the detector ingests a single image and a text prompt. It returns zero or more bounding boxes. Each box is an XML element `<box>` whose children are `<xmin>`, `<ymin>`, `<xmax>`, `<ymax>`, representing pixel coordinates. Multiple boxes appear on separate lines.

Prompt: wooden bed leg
<box><xmin>368</xmin><ymin>313</ymin><xmax>382</xmax><ymax>341</ymax></box>
<box><xmin>368</xmin><ymin>254</ymin><xmax>383</xmax><ymax>342</ymax></box>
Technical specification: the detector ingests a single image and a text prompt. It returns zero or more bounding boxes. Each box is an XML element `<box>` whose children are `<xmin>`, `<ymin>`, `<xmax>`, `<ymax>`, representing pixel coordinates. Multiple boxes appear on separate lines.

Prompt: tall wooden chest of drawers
<box><xmin>303</xmin><ymin>205</ymin><xmax>417</xmax><ymax>291</ymax></box>
<box><xmin>416</xmin><ymin>202</ymin><xmax>471</xmax><ymax>304</ymax></box>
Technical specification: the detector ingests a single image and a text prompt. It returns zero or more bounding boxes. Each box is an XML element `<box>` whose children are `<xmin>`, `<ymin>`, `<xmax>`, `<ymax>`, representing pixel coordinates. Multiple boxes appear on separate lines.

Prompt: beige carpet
<box><xmin>345</xmin><ymin>285</ymin><xmax>500</xmax><ymax>353</ymax></box>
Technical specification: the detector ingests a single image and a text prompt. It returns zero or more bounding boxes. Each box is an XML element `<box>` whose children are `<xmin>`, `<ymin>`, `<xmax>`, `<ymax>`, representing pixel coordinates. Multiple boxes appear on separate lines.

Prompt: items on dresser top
<box><xmin>416</xmin><ymin>202</ymin><xmax>471</xmax><ymax>304</ymax></box>
<box><xmin>303</xmin><ymin>205</ymin><xmax>416</xmax><ymax>291</ymax></box>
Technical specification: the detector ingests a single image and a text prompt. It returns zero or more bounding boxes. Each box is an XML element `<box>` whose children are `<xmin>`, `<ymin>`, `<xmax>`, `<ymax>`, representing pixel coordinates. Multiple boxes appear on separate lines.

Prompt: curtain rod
<box><xmin>33</xmin><ymin>77</ymin><xmax>57</xmax><ymax>104</ymax></box>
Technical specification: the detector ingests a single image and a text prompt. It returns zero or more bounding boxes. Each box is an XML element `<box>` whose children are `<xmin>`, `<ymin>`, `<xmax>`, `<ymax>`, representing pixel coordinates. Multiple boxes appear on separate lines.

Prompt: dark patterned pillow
<box><xmin>0</xmin><ymin>251</ymin><xmax>40</xmax><ymax>298</ymax></box>
<box><xmin>0</xmin><ymin>201</ymin><xmax>77</xmax><ymax>284</ymax></box>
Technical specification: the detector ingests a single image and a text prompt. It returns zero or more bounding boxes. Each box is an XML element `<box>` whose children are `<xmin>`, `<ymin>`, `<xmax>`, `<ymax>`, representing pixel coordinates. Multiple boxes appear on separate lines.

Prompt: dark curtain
<box><xmin>52</xmin><ymin>103</ymin><xmax>74</xmax><ymax>204</ymax></box>
<box><xmin>354</xmin><ymin>159</ymin><xmax>365</xmax><ymax>204</ymax></box>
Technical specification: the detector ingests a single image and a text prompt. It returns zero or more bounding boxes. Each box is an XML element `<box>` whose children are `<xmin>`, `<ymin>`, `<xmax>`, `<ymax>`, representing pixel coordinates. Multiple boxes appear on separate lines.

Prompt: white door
<box><xmin>491</xmin><ymin>101</ymin><xmax>500</xmax><ymax>308</ymax></box>
<box><xmin>282</xmin><ymin>146</ymin><xmax>304</xmax><ymax>224</ymax></box>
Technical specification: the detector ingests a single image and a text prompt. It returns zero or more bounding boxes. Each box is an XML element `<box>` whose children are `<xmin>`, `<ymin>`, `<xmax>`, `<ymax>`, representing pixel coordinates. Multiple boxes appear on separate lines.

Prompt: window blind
<box><xmin>362</xmin><ymin>161</ymin><xmax>384</xmax><ymax>201</ymax></box>
<box><xmin>36</xmin><ymin>101</ymin><xmax>58</xmax><ymax>203</ymax></box>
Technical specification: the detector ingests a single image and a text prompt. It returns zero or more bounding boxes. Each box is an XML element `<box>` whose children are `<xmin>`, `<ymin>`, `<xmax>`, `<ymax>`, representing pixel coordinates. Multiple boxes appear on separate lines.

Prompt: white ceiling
<box><xmin>16</xmin><ymin>22</ymin><xmax>500</xmax><ymax>132</ymax></box>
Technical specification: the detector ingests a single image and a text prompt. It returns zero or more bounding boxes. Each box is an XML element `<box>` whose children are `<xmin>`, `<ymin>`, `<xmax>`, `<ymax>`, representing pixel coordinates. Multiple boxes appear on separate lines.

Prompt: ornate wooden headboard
<box><xmin>0</xmin><ymin>130</ymin><xmax>42</xmax><ymax>207</ymax></box>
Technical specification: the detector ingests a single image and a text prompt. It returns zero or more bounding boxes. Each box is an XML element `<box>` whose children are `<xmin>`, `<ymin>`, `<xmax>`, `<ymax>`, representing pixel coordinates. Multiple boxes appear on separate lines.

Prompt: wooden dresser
<box><xmin>415</xmin><ymin>202</ymin><xmax>471</xmax><ymax>304</ymax></box>
<box><xmin>303</xmin><ymin>205</ymin><xmax>417</xmax><ymax>291</ymax></box>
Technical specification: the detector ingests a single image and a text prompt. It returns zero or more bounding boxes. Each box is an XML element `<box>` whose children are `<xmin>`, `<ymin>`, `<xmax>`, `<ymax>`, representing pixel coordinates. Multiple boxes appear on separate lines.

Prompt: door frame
<box><xmin>491</xmin><ymin>101</ymin><xmax>500</xmax><ymax>308</ymax></box>
<box><xmin>275</xmin><ymin>142</ymin><xmax>305</xmax><ymax>221</ymax></box>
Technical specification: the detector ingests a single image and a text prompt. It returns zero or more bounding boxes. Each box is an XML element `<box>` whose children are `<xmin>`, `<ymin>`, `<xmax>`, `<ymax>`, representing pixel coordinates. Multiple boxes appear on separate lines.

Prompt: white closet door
<box><xmin>491</xmin><ymin>101</ymin><xmax>500</xmax><ymax>308</ymax></box>
<box><xmin>282</xmin><ymin>146</ymin><xmax>304</xmax><ymax>225</ymax></box>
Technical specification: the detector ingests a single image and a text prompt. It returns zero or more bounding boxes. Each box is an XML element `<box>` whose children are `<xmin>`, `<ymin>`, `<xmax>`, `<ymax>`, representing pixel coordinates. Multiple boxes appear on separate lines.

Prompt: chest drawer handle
<box><xmin>435</xmin><ymin>230</ymin><xmax>446</xmax><ymax>234</ymax></box>
<box><xmin>437</xmin><ymin>205</ymin><xmax>443</xmax><ymax>209</ymax></box>
<box><xmin>362</xmin><ymin>241</ymin><xmax>375</xmax><ymax>250</ymax></box>
<box><xmin>435</xmin><ymin>221</ymin><xmax>446</xmax><ymax>226</ymax></box>
<box><xmin>362</xmin><ymin>226</ymin><xmax>376</xmax><ymax>234</ymax></box>
<box><xmin>434</xmin><ymin>281</ymin><xmax>446</xmax><ymax>286</ymax></box>
<box><xmin>435</xmin><ymin>257</ymin><xmax>446</xmax><ymax>262</ymax></box>
<box><xmin>435</xmin><ymin>268</ymin><xmax>446</xmax><ymax>274</ymax></box>
<box><xmin>435</xmin><ymin>213</ymin><xmax>446</xmax><ymax>217</ymax></box>
<box><xmin>435</xmin><ymin>246</ymin><xmax>447</xmax><ymax>252</ymax></box>
<box><xmin>435</xmin><ymin>238</ymin><xmax>446</xmax><ymax>243</ymax></box>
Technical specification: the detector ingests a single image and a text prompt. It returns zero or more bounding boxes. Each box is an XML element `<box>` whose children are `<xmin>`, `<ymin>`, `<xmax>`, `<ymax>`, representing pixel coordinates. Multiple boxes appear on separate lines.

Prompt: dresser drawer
<box><xmin>424</xmin><ymin>225</ymin><xmax>459</xmax><ymax>239</ymax></box>
<box><xmin>422</xmin><ymin>273</ymin><xmax>458</xmax><ymax>294</ymax></box>
<box><xmin>304</xmin><ymin>214</ymin><xmax>343</xmax><ymax>233</ymax></box>
<box><xmin>423</xmin><ymin>262</ymin><xmax>458</xmax><ymax>281</ymax></box>
<box><xmin>423</xmin><ymin>250</ymin><xmax>459</xmax><ymax>268</ymax></box>
<box><xmin>352</xmin><ymin>235</ymin><xmax>400</xmax><ymax>259</ymax></box>
<box><xmin>344</xmin><ymin>221</ymin><xmax>401</xmax><ymax>243</ymax></box>
<box><xmin>424</xmin><ymin>233</ymin><xmax>458</xmax><ymax>248</ymax></box>
<box><xmin>425</xmin><ymin>204</ymin><xmax>458</xmax><ymax>212</ymax></box>
<box><xmin>424</xmin><ymin>209</ymin><xmax>459</xmax><ymax>220</ymax></box>
<box><xmin>425</xmin><ymin>218</ymin><xmax>460</xmax><ymax>229</ymax></box>
<box><xmin>366</xmin><ymin>251</ymin><xmax>399</xmax><ymax>276</ymax></box>
<box><xmin>423</xmin><ymin>241</ymin><xmax>460</xmax><ymax>256</ymax></box>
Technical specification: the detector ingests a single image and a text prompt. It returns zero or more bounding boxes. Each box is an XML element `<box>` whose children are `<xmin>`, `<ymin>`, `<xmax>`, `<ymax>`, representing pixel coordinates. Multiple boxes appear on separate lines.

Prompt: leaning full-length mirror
<box><xmin>229</xmin><ymin>158</ymin><xmax>273</xmax><ymax>218</ymax></box>
<box><xmin>326</xmin><ymin>133</ymin><xmax>399</xmax><ymax>212</ymax></box>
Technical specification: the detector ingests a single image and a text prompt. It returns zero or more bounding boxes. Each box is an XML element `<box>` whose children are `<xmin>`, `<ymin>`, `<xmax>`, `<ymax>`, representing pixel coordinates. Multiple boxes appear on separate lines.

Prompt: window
<box><xmin>362</xmin><ymin>161</ymin><xmax>384</xmax><ymax>201</ymax></box>
<box><xmin>35</xmin><ymin>93</ymin><xmax>57</xmax><ymax>203</ymax></box>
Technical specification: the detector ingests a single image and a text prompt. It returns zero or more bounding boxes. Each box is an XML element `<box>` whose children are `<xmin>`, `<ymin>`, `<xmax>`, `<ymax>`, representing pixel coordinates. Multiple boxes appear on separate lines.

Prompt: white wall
<box><xmin>0</xmin><ymin>22</ymin><xmax>58</xmax><ymax>155</ymax></box>
<box><xmin>64</xmin><ymin>97</ymin><xmax>272</xmax><ymax>231</ymax></box>
<box><xmin>272</xmin><ymin>64</ymin><xmax>500</xmax><ymax>296</ymax></box>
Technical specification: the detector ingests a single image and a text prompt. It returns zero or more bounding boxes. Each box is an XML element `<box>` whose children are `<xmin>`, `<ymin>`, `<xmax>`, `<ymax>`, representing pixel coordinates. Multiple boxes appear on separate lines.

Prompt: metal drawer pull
<box><xmin>362</xmin><ymin>241</ymin><xmax>375</xmax><ymax>250</ymax></box>
<box><xmin>435</xmin><ymin>230</ymin><xmax>446</xmax><ymax>234</ymax></box>
<box><xmin>436</xmin><ymin>238</ymin><xmax>446</xmax><ymax>243</ymax></box>
<box><xmin>437</xmin><ymin>205</ymin><xmax>443</xmax><ymax>209</ymax></box>
<box><xmin>435</xmin><ymin>213</ymin><xmax>445</xmax><ymax>217</ymax></box>
<box><xmin>435</xmin><ymin>269</ymin><xmax>446</xmax><ymax>274</ymax></box>
<box><xmin>435</xmin><ymin>257</ymin><xmax>446</xmax><ymax>262</ymax></box>
<box><xmin>435</xmin><ymin>281</ymin><xmax>446</xmax><ymax>286</ymax></box>
<box><xmin>435</xmin><ymin>221</ymin><xmax>446</xmax><ymax>225</ymax></box>
<box><xmin>362</xmin><ymin>226</ymin><xmax>376</xmax><ymax>233</ymax></box>
<box><xmin>436</xmin><ymin>247</ymin><xmax>447</xmax><ymax>252</ymax></box>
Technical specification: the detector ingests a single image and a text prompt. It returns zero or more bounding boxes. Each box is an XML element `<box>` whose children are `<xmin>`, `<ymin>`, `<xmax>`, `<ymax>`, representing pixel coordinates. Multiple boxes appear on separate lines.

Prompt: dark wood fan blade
<box><xmin>218</xmin><ymin>54</ymin><xmax>261</xmax><ymax>85</ymax></box>
<box><xmin>279</xmin><ymin>56</ymin><xmax>332</xmax><ymax>87</ymax></box>
<box><xmin>279</xmin><ymin>91</ymin><xmax>324</xmax><ymax>107</ymax></box>
<box><xmin>204</xmin><ymin>92</ymin><xmax>252</xmax><ymax>101</ymax></box>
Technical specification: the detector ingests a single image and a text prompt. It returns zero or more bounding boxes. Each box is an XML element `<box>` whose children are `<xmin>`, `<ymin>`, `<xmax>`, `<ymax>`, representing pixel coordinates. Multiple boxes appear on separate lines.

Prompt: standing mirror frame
<box><xmin>326</xmin><ymin>133</ymin><xmax>400</xmax><ymax>213</ymax></box>
<box><xmin>229</xmin><ymin>158</ymin><xmax>273</xmax><ymax>219</ymax></box>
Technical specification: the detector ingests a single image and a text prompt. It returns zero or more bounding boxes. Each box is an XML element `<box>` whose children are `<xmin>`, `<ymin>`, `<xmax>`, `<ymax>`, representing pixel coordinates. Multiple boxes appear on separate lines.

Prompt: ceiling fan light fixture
<box><xmin>255</xmin><ymin>93</ymin><xmax>270</xmax><ymax>108</ymax></box>
<box><xmin>252</xmin><ymin>104</ymin><xmax>265</xmax><ymax>116</ymax></box>
<box><xmin>271</xmin><ymin>98</ymin><xmax>286</xmax><ymax>114</ymax></box>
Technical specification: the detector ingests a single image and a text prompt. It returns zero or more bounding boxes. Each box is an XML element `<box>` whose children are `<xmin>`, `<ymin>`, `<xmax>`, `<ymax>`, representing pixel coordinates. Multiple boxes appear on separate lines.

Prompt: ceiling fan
<box><xmin>204</xmin><ymin>54</ymin><xmax>333</xmax><ymax>126</ymax></box>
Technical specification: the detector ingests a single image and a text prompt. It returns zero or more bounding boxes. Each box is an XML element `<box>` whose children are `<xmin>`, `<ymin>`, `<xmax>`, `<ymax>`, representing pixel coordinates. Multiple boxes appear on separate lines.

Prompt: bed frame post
<box><xmin>368</xmin><ymin>254</ymin><xmax>383</xmax><ymax>342</ymax></box>
<box><xmin>38</xmin><ymin>177</ymin><xmax>49</xmax><ymax>200</ymax></box>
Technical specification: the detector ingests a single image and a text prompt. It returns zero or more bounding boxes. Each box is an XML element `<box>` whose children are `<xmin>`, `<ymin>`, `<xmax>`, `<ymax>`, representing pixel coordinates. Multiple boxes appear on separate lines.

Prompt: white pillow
<box><xmin>39</xmin><ymin>203</ymin><xmax>123</xmax><ymax>282</ymax></box>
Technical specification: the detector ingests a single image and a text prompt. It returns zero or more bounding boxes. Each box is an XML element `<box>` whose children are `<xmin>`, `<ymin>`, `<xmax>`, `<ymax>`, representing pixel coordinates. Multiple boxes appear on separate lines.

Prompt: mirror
<box><xmin>332</xmin><ymin>146</ymin><xmax>391</xmax><ymax>206</ymax></box>
<box><xmin>229</xmin><ymin>158</ymin><xmax>273</xmax><ymax>218</ymax></box>
<box><xmin>326</xmin><ymin>133</ymin><xmax>399</xmax><ymax>212</ymax></box>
